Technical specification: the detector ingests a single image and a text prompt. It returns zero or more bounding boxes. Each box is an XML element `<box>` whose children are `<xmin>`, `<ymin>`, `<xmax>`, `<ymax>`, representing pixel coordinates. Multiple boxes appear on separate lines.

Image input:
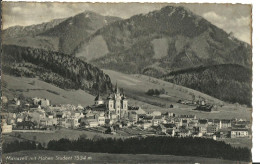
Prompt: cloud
<box><xmin>202</xmin><ymin>11</ymin><xmax>251</xmax><ymax>43</ymax></box>
<box><xmin>203</xmin><ymin>11</ymin><xmax>227</xmax><ymax>22</ymax></box>
<box><xmin>2</xmin><ymin>3</ymin><xmax>251</xmax><ymax>43</ymax></box>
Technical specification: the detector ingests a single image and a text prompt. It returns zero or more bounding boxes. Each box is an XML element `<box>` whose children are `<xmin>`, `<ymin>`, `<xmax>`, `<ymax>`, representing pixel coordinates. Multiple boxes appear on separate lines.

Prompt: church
<box><xmin>93</xmin><ymin>83</ymin><xmax>128</xmax><ymax>120</ymax></box>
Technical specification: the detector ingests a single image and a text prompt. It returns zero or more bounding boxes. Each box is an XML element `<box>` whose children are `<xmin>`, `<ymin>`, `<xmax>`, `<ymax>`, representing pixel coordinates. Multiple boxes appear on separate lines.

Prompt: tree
<box><xmin>79</xmin><ymin>134</ymin><xmax>87</xmax><ymax>139</ymax></box>
<box><xmin>146</xmin><ymin>89</ymin><xmax>154</xmax><ymax>96</ymax></box>
<box><xmin>160</xmin><ymin>88</ymin><xmax>165</xmax><ymax>94</ymax></box>
<box><xmin>154</xmin><ymin>89</ymin><xmax>160</xmax><ymax>96</ymax></box>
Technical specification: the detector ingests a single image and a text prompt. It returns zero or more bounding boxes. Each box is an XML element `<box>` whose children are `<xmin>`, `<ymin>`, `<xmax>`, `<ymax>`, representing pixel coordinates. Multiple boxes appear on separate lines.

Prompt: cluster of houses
<box><xmin>1</xmin><ymin>85</ymin><xmax>251</xmax><ymax>140</ymax></box>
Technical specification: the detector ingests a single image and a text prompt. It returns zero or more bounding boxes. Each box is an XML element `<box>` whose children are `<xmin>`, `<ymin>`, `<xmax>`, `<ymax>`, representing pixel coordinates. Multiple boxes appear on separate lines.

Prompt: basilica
<box><xmin>93</xmin><ymin>83</ymin><xmax>128</xmax><ymax>120</ymax></box>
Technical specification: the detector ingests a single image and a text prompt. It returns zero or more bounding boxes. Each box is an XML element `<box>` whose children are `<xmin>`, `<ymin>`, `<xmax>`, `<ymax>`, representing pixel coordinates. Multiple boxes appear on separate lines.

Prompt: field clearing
<box><xmin>218</xmin><ymin>138</ymin><xmax>252</xmax><ymax>149</ymax></box>
<box><xmin>103</xmin><ymin>70</ymin><xmax>252</xmax><ymax>120</ymax></box>
<box><xmin>149</xmin><ymin>106</ymin><xmax>252</xmax><ymax>120</ymax></box>
<box><xmin>103</xmin><ymin>69</ymin><xmax>223</xmax><ymax>105</ymax></box>
<box><xmin>3</xmin><ymin>128</ymin><xmax>124</xmax><ymax>145</ymax></box>
<box><xmin>2</xmin><ymin>150</ymin><xmax>250</xmax><ymax>164</ymax></box>
<box><xmin>3</xmin><ymin>127</ymin><xmax>251</xmax><ymax>149</ymax></box>
<box><xmin>2</xmin><ymin>74</ymin><xmax>95</xmax><ymax>106</ymax></box>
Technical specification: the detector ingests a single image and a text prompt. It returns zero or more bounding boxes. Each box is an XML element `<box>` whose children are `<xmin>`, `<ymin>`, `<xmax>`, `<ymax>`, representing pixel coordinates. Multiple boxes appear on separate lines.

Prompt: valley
<box><xmin>1</xmin><ymin>4</ymin><xmax>252</xmax><ymax>163</ymax></box>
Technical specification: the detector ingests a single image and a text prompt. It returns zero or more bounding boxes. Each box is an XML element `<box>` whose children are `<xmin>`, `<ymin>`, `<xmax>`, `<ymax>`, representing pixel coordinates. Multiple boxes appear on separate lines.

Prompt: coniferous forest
<box><xmin>2</xmin><ymin>45</ymin><xmax>113</xmax><ymax>93</ymax></box>
<box><xmin>3</xmin><ymin>137</ymin><xmax>251</xmax><ymax>162</ymax></box>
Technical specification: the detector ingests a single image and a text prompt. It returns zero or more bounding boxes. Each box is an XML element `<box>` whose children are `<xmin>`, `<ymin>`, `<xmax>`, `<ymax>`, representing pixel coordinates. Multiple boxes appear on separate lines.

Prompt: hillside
<box><xmin>103</xmin><ymin>69</ymin><xmax>252</xmax><ymax>120</ymax></box>
<box><xmin>74</xmin><ymin>6</ymin><xmax>251</xmax><ymax>75</ymax></box>
<box><xmin>163</xmin><ymin>64</ymin><xmax>252</xmax><ymax>106</ymax></box>
<box><xmin>40</xmin><ymin>11</ymin><xmax>121</xmax><ymax>54</ymax></box>
<box><xmin>2</xmin><ymin>75</ymin><xmax>95</xmax><ymax>106</ymax></box>
<box><xmin>103</xmin><ymin>69</ymin><xmax>223</xmax><ymax>106</ymax></box>
<box><xmin>2</xmin><ymin>45</ymin><xmax>113</xmax><ymax>94</ymax></box>
<box><xmin>2</xmin><ymin>11</ymin><xmax>121</xmax><ymax>54</ymax></box>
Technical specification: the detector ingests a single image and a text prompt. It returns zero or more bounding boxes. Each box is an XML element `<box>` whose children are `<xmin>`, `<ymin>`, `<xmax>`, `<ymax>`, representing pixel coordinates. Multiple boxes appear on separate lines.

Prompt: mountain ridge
<box><xmin>74</xmin><ymin>6</ymin><xmax>251</xmax><ymax>74</ymax></box>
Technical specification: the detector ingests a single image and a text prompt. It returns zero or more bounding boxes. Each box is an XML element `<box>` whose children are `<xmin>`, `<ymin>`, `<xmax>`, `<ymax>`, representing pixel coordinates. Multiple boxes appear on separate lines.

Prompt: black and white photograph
<box><xmin>0</xmin><ymin>2</ymin><xmax>253</xmax><ymax>163</ymax></box>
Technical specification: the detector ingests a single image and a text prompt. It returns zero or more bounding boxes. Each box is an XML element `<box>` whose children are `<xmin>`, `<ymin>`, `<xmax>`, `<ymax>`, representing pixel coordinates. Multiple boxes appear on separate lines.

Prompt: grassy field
<box><xmin>3</xmin><ymin>127</ymin><xmax>251</xmax><ymax>149</ymax></box>
<box><xmin>103</xmin><ymin>69</ymin><xmax>223</xmax><ymax>105</ymax></box>
<box><xmin>103</xmin><ymin>69</ymin><xmax>252</xmax><ymax>120</ymax></box>
<box><xmin>218</xmin><ymin>138</ymin><xmax>252</xmax><ymax>149</ymax></box>
<box><xmin>3</xmin><ymin>128</ymin><xmax>124</xmax><ymax>146</ymax></box>
<box><xmin>2</xmin><ymin>150</ymin><xmax>250</xmax><ymax>164</ymax></box>
<box><xmin>2</xmin><ymin>74</ymin><xmax>95</xmax><ymax>106</ymax></box>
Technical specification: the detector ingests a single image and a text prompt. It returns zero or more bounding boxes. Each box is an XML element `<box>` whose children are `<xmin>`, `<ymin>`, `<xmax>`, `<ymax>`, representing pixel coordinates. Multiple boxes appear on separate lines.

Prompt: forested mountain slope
<box><xmin>2</xmin><ymin>45</ymin><xmax>113</xmax><ymax>94</ymax></box>
<box><xmin>163</xmin><ymin>64</ymin><xmax>252</xmax><ymax>106</ymax></box>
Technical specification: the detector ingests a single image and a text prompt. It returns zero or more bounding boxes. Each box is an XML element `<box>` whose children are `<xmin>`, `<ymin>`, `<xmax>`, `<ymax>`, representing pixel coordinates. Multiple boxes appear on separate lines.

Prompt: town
<box><xmin>2</xmin><ymin>84</ymin><xmax>251</xmax><ymax>141</ymax></box>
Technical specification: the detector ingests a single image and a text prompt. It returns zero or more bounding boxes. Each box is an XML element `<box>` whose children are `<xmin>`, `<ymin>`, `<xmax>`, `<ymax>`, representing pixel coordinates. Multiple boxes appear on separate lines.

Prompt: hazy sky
<box><xmin>2</xmin><ymin>3</ymin><xmax>251</xmax><ymax>43</ymax></box>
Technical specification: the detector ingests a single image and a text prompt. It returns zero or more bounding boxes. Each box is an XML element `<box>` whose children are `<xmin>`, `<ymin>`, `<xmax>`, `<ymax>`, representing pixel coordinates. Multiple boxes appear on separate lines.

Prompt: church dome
<box><xmin>107</xmin><ymin>94</ymin><xmax>113</xmax><ymax>100</ymax></box>
<box><xmin>122</xmin><ymin>94</ymin><xmax>127</xmax><ymax>100</ymax></box>
<box><xmin>95</xmin><ymin>94</ymin><xmax>103</xmax><ymax>101</ymax></box>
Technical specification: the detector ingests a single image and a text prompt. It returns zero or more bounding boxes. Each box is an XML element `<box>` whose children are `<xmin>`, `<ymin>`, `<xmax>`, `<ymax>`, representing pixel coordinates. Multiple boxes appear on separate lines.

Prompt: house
<box><xmin>89</xmin><ymin>121</ymin><xmax>99</xmax><ymax>127</ymax></box>
<box><xmin>98</xmin><ymin>115</ymin><xmax>106</xmax><ymax>125</ymax></box>
<box><xmin>17</xmin><ymin>117</ymin><xmax>23</xmax><ymax>123</ymax></box>
<box><xmin>2</xmin><ymin>123</ymin><xmax>12</xmax><ymax>133</ymax></box>
<box><xmin>33</xmin><ymin>97</ymin><xmax>50</xmax><ymax>107</ymax></box>
<box><xmin>181</xmin><ymin>119</ymin><xmax>188</xmax><ymax>127</ymax></box>
<box><xmin>208</xmin><ymin>119</ymin><xmax>213</xmax><ymax>125</ymax></box>
<box><xmin>16</xmin><ymin>121</ymin><xmax>35</xmax><ymax>130</ymax></box>
<box><xmin>231</xmin><ymin>129</ymin><xmax>249</xmax><ymax>138</ymax></box>
<box><xmin>178</xmin><ymin>115</ymin><xmax>196</xmax><ymax>121</ymax></box>
<box><xmin>56</xmin><ymin>112</ymin><xmax>65</xmax><ymax>119</ymax></box>
<box><xmin>166</xmin><ymin>129</ymin><xmax>175</xmax><ymax>137</ymax></box>
<box><xmin>143</xmin><ymin>122</ymin><xmax>152</xmax><ymax>129</ymax></box>
<box><xmin>213</xmin><ymin>119</ymin><xmax>222</xmax><ymax>129</ymax></box>
<box><xmin>65</xmin><ymin>118</ymin><xmax>80</xmax><ymax>128</ymax></box>
<box><xmin>198</xmin><ymin>119</ymin><xmax>208</xmax><ymax>134</ymax></box>
<box><xmin>207</xmin><ymin>125</ymin><xmax>218</xmax><ymax>135</ymax></box>
<box><xmin>151</xmin><ymin>111</ymin><xmax>161</xmax><ymax>116</ymax></box>
<box><xmin>198</xmin><ymin>119</ymin><xmax>208</xmax><ymax>126</ymax></box>
<box><xmin>128</xmin><ymin>111</ymin><xmax>138</xmax><ymax>123</ymax></box>
<box><xmin>188</xmin><ymin>121</ymin><xmax>198</xmax><ymax>127</ymax></box>
<box><xmin>142</xmin><ymin>116</ymin><xmax>153</xmax><ymax>123</ymax></box>
<box><xmin>221</xmin><ymin>119</ymin><xmax>231</xmax><ymax>129</ymax></box>
<box><xmin>152</xmin><ymin>116</ymin><xmax>162</xmax><ymax>126</ymax></box>
<box><xmin>216</xmin><ymin>129</ymin><xmax>230</xmax><ymax>138</ymax></box>
<box><xmin>160</xmin><ymin>124</ymin><xmax>177</xmax><ymax>134</ymax></box>
<box><xmin>178</xmin><ymin>128</ymin><xmax>191</xmax><ymax>137</ymax></box>
<box><xmin>174</xmin><ymin>118</ymin><xmax>182</xmax><ymax>127</ymax></box>
<box><xmin>13</xmin><ymin>98</ymin><xmax>21</xmax><ymax>106</ymax></box>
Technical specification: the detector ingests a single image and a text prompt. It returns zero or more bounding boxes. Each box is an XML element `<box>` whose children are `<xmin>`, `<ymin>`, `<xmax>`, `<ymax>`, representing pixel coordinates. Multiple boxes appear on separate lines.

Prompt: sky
<box><xmin>2</xmin><ymin>2</ymin><xmax>251</xmax><ymax>43</ymax></box>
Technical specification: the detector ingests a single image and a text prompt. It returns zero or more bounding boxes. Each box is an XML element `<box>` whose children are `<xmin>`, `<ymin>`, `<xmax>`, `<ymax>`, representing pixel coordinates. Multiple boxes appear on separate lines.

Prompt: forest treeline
<box><xmin>163</xmin><ymin>64</ymin><xmax>252</xmax><ymax>106</ymax></box>
<box><xmin>2</xmin><ymin>136</ymin><xmax>251</xmax><ymax>162</ymax></box>
<box><xmin>2</xmin><ymin>45</ymin><xmax>113</xmax><ymax>93</ymax></box>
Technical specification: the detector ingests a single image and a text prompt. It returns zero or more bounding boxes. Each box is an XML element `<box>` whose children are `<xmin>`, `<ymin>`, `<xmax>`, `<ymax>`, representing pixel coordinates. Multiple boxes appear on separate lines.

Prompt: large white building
<box><xmin>94</xmin><ymin>83</ymin><xmax>128</xmax><ymax>120</ymax></box>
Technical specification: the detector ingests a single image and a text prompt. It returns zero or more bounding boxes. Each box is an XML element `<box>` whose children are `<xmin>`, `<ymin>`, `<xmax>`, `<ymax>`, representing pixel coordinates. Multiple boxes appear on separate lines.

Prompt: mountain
<box><xmin>163</xmin><ymin>64</ymin><xmax>252</xmax><ymax>106</ymax></box>
<box><xmin>2</xmin><ymin>45</ymin><xmax>113</xmax><ymax>94</ymax></box>
<box><xmin>2</xmin><ymin>6</ymin><xmax>252</xmax><ymax>106</ymax></box>
<box><xmin>2</xmin><ymin>18</ymin><xmax>66</xmax><ymax>39</ymax></box>
<box><xmin>2</xmin><ymin>18</ymin><xmax>66</xmax><ymax>52</ymax></box>
<box><xmin>74</xmin><ymin>6</ymin><xmax>251</xmax><ymax>75</ymax></box>
<box><xmin>40</xmin><ymin>11</ymin><xmax>121</xmax><ymax>54</ymax></box>
<box><xmin>3</xmin><ymin>11</ymin><xmax>121</xmax><ymax>54</ymax></box>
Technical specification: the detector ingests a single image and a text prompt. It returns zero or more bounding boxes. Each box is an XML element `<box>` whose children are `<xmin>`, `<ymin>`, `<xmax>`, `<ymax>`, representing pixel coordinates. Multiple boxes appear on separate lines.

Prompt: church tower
<box><xmin>122</xmin><ymin>94</ymin><xmax>128</xmax><ymax>110</ymax></box>
<box><xmin>107</xmin><ymin>94</ymin><xmax>114</xmax><ymax>110</ymax></box>
<box><xmin>106</xmin><ymin>83</ymin><xmax>128</xmax><ymax>120</ymax></box>
<box><xmin>121</xmin><ymin>94</ymin><xmax>128</xmax><ymax>118</ymax></box>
